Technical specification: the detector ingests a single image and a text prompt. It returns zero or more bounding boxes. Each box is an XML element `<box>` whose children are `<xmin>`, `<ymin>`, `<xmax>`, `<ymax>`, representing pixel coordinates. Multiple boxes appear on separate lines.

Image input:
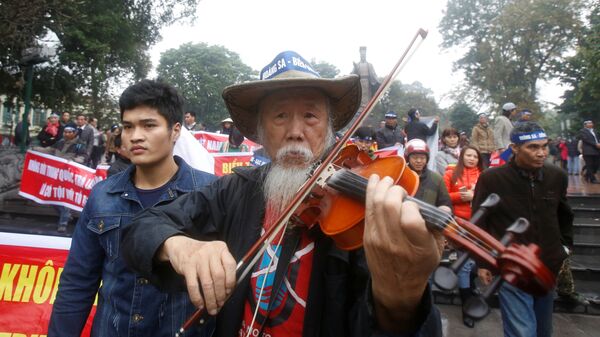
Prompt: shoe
<box><xmin>558</xmin><ymin>293</ymin><xmax>589</xmax><ymax>306</ymax></box>
<box><xmin>57</xmin><ymin>225</ymin><xmax>67</xmax><ymax>233</ymax></box>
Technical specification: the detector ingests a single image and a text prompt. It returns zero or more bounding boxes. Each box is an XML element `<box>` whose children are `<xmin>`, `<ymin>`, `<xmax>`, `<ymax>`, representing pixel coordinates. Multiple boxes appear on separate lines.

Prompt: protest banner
<box><xmin>0</xmin><ymin>233</ymin><xmax>94</xmax><ymax>337</ymax></box>
<box><xmin>19</xmin><ymin>151</ymin><xmax>104</xmax><ymax>212</ymax></box>
<box><xmin>212</xmin><ymin>152</ymin><xmax>254</xmax><ymax>176</ymax></box>
<box><xmin>192</xmin><ymin>131</ymin><xmax>261</xmax><ymax>153</ymax></box>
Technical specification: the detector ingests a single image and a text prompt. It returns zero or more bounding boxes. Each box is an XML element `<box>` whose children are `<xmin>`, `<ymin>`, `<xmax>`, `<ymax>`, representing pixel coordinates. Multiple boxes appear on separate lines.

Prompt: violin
<box><xmin>176</xmin><ymin>29</ymin><xmax>554</xmax><ymax>336</ymax></box>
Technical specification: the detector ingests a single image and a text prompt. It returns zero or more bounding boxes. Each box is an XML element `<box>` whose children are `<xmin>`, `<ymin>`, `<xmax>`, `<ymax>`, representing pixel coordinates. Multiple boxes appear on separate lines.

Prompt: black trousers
<box><xmin>583</xmin><ymin>155</ymin><xmax>599</xmax><ymax>181</ymax></box>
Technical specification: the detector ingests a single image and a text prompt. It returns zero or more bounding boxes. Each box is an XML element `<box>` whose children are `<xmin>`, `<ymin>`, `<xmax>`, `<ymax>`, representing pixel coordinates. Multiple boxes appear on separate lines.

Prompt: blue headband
<box><xmin>510</xmin><ymin>131</ymin><xmax>547</xmax><ymax>144</ymax></box>
<box><xmin>500</xmin><ymin>131</ymin><xmax>547</xmax><ymax>161</ymax></box>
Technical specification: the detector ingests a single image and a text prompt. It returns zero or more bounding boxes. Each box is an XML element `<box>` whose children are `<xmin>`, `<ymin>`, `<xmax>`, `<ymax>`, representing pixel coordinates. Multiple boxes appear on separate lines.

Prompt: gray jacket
<box><xmin>493</xmin><ymin>115</ymin><xmax>513</xmax><ymax>150</ymax></box>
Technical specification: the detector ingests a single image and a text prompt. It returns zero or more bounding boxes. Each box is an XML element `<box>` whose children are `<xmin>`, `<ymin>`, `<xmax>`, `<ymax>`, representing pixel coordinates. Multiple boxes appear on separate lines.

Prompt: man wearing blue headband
<box><xmin>472</xmin><ymin>121</ymin><xmax>573</xmax><ymax>337</ymax></box>
<box><xmin>123</xmin><ymin>51</ymin><xmax>442</xmax><ymax>337</ymax></box>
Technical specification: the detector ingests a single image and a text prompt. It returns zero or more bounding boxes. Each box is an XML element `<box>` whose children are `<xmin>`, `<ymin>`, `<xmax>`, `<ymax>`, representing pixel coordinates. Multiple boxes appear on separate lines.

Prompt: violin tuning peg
<box><xmin>479</xmin><ymin>193</ymin><xmax>501</xmax><ymax>209</ymax></box>
<box><xmin>470</xmin><ymin>193</ymin><xmax>500</xmax><ymax>224</ymax></box>
<box><xmin>500</xmin><ymin>218</ymin><xmax>530</xmax><ymax>246</ymax></box>
<box><xmin>433</xmin><ymin>266</ymin><xmax>458</xmax><ymax>291</ymax></box>
<box><xmin>506</xmin><ymin>218</ymin><xmax>529</xmax><ymax>235</ymax></box>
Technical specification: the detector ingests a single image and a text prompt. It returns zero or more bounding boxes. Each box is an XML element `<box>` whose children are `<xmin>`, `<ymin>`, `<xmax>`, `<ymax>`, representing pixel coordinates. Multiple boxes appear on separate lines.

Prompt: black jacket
<box><xmin>37</xmin><ymin>124</ymin><xmax>64</xmax><ymax>147</ymax></box>
<box><xmin>404</xmin><ymin>120</ymin><xmax>438</xmax><ymax>142</ymax></box>
<box><xmin>579</xmin><ymin>128</ymin><xmax>600</xmax><ymax>156</ymax></box>
<box><xmin>375</xmin><ymin>125</ymin><xmax>404</xmax><ymax>148</ymax></box>
<box><xmin>472</xmin><ymin>160</ymin><xmax>573</xmax><ymax>276</ymax></box>
<box><xmin>122</xmin><ymin>165</ymin><xmax>441</xmax><ymax>337</ymax></box>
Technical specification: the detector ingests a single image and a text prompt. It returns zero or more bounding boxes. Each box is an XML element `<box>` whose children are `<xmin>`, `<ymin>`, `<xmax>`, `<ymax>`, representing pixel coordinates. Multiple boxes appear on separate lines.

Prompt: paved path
<box><xmin>439</xmin><ymin>304</ymin><xmax>600</xmax><ymax>337</ymax></box>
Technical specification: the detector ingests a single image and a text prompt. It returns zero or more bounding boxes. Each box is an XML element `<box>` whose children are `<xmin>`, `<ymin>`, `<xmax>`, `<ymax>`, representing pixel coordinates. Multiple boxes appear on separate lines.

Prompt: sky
<box><xmin>149</xmin><ymin>0</ymin><xmax>566</xmax><ymax>110</ymax></box>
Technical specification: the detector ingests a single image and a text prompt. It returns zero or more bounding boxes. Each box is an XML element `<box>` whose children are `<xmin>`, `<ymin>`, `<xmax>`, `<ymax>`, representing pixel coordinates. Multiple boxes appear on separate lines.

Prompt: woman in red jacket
<box><xmin>443</xmin><ymin>145</ymin><xmax>484</xmax><ymax>328</ymax></box>
<box><xmin>444</xmin><ymin>145</ymin><xmax>484</xmax><ymax>219</ymax></box>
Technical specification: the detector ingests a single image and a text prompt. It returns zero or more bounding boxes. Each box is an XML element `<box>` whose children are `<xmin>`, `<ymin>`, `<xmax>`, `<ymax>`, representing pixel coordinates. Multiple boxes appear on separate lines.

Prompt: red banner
<box><xmin>192</xmin><ymin>131</ymin><xmax>261</xmax><ymax>153</ymax></box>
<box><xmin>212</xmin><ymin>152</ymin><xmax>254</xmax><ymax>176</ymax></box>
<box><xmin>18</xmin><ymin>151</ymin><xmax>105</xmax><ymax>212</ymax></box>
<box><xmin>0</xmin><ymin>233</ymin><xmax>94</xmax><ymax>337</ymax></box>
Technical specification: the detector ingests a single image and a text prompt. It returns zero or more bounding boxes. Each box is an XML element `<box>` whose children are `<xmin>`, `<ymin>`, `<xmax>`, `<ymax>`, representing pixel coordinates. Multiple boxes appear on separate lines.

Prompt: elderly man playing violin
<box><xmin>122</xmin><ymin>51</ymin><xmax>442</xmax><ymax>337</ymax></box>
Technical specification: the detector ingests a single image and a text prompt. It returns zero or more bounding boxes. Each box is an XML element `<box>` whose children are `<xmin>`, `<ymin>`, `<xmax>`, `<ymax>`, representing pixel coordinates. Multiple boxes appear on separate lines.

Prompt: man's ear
<box><xmin>510</xmin><ymin>143</ymin><xmax>519</xmax><ymax>155</ymax></box>
<box><xmin>172</xmin><ymin>122</ymin><xmax>181</xmax><ymax>143</ymax></box>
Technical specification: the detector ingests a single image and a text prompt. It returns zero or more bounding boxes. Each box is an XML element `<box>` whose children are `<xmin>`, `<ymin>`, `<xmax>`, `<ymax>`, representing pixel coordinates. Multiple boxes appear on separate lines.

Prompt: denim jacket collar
<box><xmin>105</xmin><ymin>156</ymin><xmax>201</xmax><ymax>198</ymax></box>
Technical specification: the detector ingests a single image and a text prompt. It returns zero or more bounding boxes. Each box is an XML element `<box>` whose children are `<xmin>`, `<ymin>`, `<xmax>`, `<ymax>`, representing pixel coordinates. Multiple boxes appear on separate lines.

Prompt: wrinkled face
<box><xmin>184</xmin><ymin>113</ymin><xmax>195</xmax><ymax>125</ymax></box>
<box><xmin>63</xmin><ymin>129</ymin><xmax>76</xmax><ymax>141</ymax></box>
<box><xmin>258</xmin><ymin>88</ymin><xmax>331</xmax><ymax>168</ymax></box>
<box><xmin>76</xmin><ymin>115</ymin><xmax>86</xmax><ymax>127</ymax></box>
<box><xmin>444</xmin><ymin>134</ymin><xmax>459</xmax><ymax>147</ymax></box>
<box><xmin>49</xmin><ymin>116</ymin><xmax>58</xmax><ymax>124</ymax></box>
<box><xmin>479</xmin><ymin>115</ymin><xmax>487</xmax><ymax>124</ymax></box>
<box><xmin>408</xmin><ymin>153</ymin><xmax>428</xmax><ymax>173</ymax></box>
<box><xmin>463</xmin><ymin>148</ymin><xmax>479</xmax><ymax>168</ymax></box>
<box><xmin>512</xmin><ymin>139</ymin><xmax>548</xmax><ymax>170</ymax></box>
<box><xmin>121</xmin><ymin>106</ymin><xmax>180</xmax><ymax>167</ymax></box>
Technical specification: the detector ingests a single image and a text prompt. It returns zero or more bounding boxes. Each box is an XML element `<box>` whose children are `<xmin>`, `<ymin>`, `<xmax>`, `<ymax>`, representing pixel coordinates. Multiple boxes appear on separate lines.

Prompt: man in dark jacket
<box><xmin>75</xmin><ymin>113</ymin><xmax>95</xmax><ymax>166</ymax></box>
<box><xmin>579</xmin><ymin>120</ymin><xmax>600</xmax><ymax>183</ymax></box>
<box><xmin>404</xmin><ymin>108</ymin><xmax>439</xmax><ymax>142</ymax></box>
<box><xmin>122</xmin><ymin>51</ymin><xmax>442</xmax><ymax>337</ymax></box>
<box><xmin>375</xmin><ymin>111</ymin><xmax>405</xmax><ymax>148</ymax></box>
<box><xmin>473</xmin><ymin>121</ymin><xmax>573</xmax><ymax>337</ymax></box>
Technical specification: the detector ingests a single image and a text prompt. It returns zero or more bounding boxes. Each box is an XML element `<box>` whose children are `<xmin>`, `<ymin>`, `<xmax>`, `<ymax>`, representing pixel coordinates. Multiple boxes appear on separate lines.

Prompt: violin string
<box><xmin>327</xmin><ymin>168</ymin><xmax>497</xmax><ymax>255</ymax></box>
<box><xmin>407</xmin><ymin>197</ymin><xmax>496</xmax><ymax>253</ymax></box>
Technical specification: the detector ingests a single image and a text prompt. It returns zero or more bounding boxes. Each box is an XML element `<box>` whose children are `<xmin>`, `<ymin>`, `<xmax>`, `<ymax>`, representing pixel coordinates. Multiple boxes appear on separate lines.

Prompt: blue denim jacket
<box><xmin>49</xmin><ymin>157</ymin><xmax>217</xmax><ymax>337</ymax></box>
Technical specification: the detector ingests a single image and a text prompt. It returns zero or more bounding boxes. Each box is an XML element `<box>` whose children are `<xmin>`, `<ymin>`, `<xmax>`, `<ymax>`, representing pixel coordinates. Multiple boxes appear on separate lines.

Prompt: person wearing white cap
<box><xmin>123</xmin><ymin>50</ymin><xmax>442</xmax><ymax>337</ymax></box>
<box><xmin>220</xmin><ymin>117</ymin><xmax>234</xmax><ymax>135</ymax></box>
<box><xmin>494</xmin><ymin>102</ymin><xmax>516</xmax><ymax>151</ymax></box>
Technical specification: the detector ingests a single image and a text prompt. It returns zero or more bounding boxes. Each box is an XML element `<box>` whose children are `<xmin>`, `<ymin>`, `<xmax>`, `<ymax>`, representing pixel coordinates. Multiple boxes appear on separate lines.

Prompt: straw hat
<box><xmin>222</xmin><ymin>51</ymin><xmax>361</xmax><ymax>142</ymax></box>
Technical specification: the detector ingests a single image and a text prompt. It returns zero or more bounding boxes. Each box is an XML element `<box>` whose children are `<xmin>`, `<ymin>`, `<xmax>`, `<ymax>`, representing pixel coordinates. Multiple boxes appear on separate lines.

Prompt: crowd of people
<box><xmin>12</xmin><ymin>50</ymin><xmax>596</xmax><ymax>337</ymax></box>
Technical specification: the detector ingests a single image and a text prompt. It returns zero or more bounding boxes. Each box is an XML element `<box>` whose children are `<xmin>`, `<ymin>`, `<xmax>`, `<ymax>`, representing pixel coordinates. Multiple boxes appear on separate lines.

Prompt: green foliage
<box><xmin>447</xmin><ymin>102</ymin><xmax>479</xmax><ymax>135</ymax></box>
<box><xmin>310</xmin><ymin>59</ymin><xmax>340</xmax><ymax>79</ymax></box>
<box><xmin>0</xmin><ymin>0</ymin><xmax>199</xmax><ymax>118</ymax></box>
<box><xmin>560</xmin><ymin>3</ymin><xmax>600</xmax><ymax>122</ymax></box>
<box><xmin>440</xmin><ymin>0</ymin><xmax>583</xmax><ymax>107</ymax></box>
<box><xmin>157</xmin><ymin>43</ymin><xmax>256</xmax><ymax>130</ymax></box>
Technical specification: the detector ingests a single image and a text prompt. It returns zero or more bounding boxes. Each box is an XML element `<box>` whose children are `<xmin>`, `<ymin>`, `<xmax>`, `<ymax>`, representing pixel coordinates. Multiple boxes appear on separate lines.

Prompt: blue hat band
<box><xmin>260</xmin><ymin>51</ymin><xmax>320</xmax><ymax>80</ymax></box>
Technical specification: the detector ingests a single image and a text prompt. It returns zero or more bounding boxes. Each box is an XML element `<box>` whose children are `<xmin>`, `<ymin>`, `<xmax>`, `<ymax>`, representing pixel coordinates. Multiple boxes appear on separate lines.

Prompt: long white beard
<box><xmin>263</xmin><ymin>144</ymin><xmax>314</xmax><ymax>221</ymax></box>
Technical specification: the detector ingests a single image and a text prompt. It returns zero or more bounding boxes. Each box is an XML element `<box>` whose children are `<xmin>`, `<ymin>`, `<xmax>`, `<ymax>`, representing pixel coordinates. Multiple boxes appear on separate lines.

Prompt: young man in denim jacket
<box><xmin>48</xmin><ymin>80</ymin><xmax>216</xmax><ymax>336</ymax></box>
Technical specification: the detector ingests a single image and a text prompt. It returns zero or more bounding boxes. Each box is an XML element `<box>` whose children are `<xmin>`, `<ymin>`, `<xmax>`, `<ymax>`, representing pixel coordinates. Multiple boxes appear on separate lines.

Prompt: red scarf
<box><xmin>45</xmin><ymin>122</ymin><xmax>59</xmax><ymax>137</ymax></box>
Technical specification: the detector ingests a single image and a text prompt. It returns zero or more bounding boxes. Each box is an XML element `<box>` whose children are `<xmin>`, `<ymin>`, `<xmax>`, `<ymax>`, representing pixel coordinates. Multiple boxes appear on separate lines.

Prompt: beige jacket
<box><xmin>471</xmin><ymin>123</ymin><xmax>496</xmax><ymax>154</ymax></box>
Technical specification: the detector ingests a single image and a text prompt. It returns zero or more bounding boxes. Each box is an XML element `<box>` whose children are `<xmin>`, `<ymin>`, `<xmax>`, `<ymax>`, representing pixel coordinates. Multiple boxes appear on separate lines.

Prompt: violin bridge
<box><xmin>315</xmin><ymin>163</ymin><xmax>336</xmax><ymax>188</ymax></box>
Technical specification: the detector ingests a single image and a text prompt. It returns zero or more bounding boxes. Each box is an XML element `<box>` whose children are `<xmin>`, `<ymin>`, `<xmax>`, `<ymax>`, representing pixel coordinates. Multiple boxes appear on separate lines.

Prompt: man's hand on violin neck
<box><xmin>161</xmin><ymin>236</ymin><xmax>237</xmax><ymax>315</ymax></box>
<box><xmin>364</xmin><ymin>175</ymin><xmax>441</xmax><ymax>332</ymax></box>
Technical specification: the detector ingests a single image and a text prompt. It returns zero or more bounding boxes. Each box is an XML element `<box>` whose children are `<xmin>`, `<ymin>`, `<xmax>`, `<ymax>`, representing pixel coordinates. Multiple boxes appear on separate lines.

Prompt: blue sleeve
<box><xmin>48</xmin><ymin>198</ymin><xmax>103</xmax><ymax>336</ymax></box>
